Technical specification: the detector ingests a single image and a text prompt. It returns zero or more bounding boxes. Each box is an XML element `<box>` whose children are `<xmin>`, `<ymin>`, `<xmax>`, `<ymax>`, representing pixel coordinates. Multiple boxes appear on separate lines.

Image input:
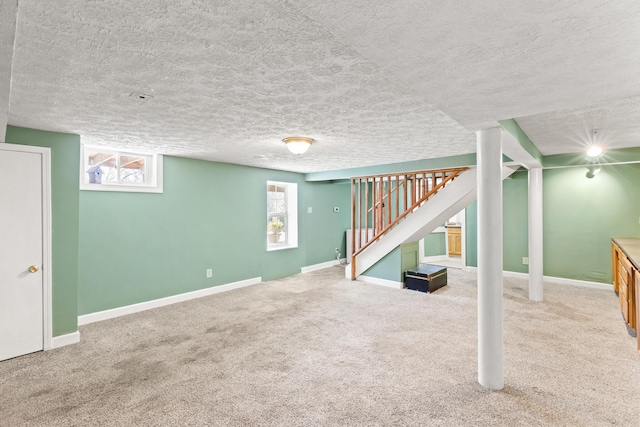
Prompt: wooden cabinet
<box><xmin>447</xmin><ymin>227</ymin><xmax>461</xmax><ymax>256</ymax></box>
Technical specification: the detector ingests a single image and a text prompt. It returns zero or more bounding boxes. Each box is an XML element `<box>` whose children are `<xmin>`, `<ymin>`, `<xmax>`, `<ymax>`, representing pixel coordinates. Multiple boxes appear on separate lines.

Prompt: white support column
<box><xmin>528</xmin><ymin>167</ymin><xmax>543</xmax><ymax>301</ymax></box>
<box><xmin>477</xmin><ymin>127</ymin><xmax>504</xmax><ymax>390</ymax></box>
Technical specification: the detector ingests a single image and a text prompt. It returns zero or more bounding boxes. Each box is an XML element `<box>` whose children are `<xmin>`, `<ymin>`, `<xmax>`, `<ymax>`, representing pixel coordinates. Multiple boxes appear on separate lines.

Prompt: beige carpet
<box><xmin>1</xmin><ymin>266</ymin><xmax>639</xmax><ymax>426</ymax></box>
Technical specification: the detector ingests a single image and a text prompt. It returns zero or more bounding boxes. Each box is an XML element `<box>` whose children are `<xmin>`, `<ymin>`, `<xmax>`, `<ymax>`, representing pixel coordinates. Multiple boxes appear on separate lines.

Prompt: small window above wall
<box><xmin>80</xmin><ymin>145</ymin><xmax>163</xmax><ymax>193</ymax></box>
<box><xmin>267</xmin><ymin>181</ymin><xmax>298</xmax><ymax>251</ymax></box>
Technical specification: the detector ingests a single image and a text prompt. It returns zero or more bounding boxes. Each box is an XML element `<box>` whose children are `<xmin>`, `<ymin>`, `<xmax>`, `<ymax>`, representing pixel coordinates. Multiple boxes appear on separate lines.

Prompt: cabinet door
<box><xmin>448</xmin><ymin>228</ymin><xmax>461</xmax><ymax>256</ymax></box>
<box><xmin>629</xmin><ymin>267</ymin><xmax>636</xmax><ymax>329</ymax></box>
<box><xmin>453</xmin><ymin>234</ymin><xmax>461</xmax><ymax>255</ymax></box>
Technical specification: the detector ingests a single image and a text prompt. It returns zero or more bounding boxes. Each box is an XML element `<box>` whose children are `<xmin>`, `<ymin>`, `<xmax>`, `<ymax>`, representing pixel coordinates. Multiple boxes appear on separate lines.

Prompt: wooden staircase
<box><xmin>349</xmin><ymin>168</ymin><xmax>468</xmax><ymax>280</ymax></box>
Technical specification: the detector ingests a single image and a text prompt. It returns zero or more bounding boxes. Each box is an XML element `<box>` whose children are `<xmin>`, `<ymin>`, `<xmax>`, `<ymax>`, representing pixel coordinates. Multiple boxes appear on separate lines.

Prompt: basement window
<box><xmin>267</xmin><ymin>181</ymin><xmax>298</xmax><ymax>251</ymax></box>
<box><xmin>80</xmin><ymin>145</ymin><xmax>163</xmax><ymax>193</ymax></box>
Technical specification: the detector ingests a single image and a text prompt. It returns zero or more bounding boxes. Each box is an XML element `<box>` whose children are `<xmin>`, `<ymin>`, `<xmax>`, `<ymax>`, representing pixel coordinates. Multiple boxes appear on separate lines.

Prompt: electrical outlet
<box><xmin>333</xmin><ymin>206</ymin><xmax>340</xmax><ymax>212</ymax></box>
<box><xmin>206</xmin><ymin>268</ymin><xmax>213</xmax><ymax>278</ymax></box>
<box><xmin>307</xmin><ymin>207</ymin><xmax>312</xmax><ymax>213</ymax></box>
<box><xmin>522</xmin><ymin>257</ymin><xmax>529</xmax><ymax>265</ymax></box>
<box><xmin>335</xmin><ymin>248</ymin><xmax>340</xmax><ymax>254</ymax></box>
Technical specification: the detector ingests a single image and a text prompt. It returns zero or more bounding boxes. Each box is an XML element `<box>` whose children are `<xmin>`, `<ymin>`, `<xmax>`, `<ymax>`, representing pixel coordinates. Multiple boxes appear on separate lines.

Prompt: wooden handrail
<box><xmin>350</xmin><ymin>167</ymin><xmax>468</xmax><ymax>280</ymax></box>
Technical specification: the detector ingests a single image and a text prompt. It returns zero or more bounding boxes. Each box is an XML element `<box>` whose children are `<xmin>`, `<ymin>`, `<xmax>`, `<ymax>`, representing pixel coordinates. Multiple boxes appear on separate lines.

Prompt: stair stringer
<box><xmin>347</xmin><ymin>166</ymin><xmax>518</xmax><ymax>279</ymax></box>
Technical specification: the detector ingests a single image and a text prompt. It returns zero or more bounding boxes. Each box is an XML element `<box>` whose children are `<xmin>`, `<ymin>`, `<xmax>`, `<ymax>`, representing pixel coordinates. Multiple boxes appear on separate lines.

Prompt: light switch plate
<box><xmin>307</xmin><ymin>207</ymin><xmax>312</xmax><ymax>213</ymax></box>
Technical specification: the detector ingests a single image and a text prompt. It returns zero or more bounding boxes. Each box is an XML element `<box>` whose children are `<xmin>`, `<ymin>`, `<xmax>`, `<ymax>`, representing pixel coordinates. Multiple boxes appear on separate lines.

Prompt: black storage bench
<box><xmin>404</xmin><ymin>264</ymin><xmax>447</xmax><ymax>293</ymax></box>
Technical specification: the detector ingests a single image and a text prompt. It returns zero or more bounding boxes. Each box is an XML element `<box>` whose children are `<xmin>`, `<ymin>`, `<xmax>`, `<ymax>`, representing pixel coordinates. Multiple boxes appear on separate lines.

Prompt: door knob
<box><xmin>28</xmin><ymin>265</ymin><xmax>39</xmax><ymax>273</ymax></box>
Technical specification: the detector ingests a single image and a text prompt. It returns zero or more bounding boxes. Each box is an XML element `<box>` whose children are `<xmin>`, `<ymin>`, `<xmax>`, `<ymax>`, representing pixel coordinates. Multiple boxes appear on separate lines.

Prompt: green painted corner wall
<box><xmin>78</xmin><ymin>156</ymin><xmax>351</xmax><ymax>314</ymax></box>
<box><xmin>6</xmin><ymin>126</ymin><xmax>80</xmax><ymax>337</ymax></box>
<box><xmin>303</xmin><ymin>182</ymin><xmax>351</xmax><ymax>265</ymax></box>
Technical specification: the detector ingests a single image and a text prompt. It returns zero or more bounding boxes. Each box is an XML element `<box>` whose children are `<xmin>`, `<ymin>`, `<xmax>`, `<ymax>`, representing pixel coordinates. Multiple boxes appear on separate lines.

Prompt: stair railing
<box><xmin>350</xmin><ymin>167</ymin><xmax>469</xmax><ymax>279</ymax></box>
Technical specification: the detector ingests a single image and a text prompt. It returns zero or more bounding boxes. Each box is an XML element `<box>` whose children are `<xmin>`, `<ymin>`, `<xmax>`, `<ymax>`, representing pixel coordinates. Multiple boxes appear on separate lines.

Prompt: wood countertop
<box><xmin>613</xmin><ymin>238</ymin><xmax>640</xmax><ymax>270</ymax></box>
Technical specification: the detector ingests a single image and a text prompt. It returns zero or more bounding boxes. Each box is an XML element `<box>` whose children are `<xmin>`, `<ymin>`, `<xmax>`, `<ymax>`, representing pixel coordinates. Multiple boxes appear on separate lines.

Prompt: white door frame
<box><xmin>0</xmin><ymin>143</ymin><xmax>53</xmax><ymax>351</ymax></box>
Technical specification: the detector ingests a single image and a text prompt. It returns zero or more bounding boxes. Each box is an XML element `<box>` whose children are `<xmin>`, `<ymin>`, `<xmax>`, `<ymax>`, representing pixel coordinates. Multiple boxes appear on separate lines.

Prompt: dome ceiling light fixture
<box><xmin>283</xmin><ymin>137</ymin><xmax>313</xmax><ymax>155</ymax></box>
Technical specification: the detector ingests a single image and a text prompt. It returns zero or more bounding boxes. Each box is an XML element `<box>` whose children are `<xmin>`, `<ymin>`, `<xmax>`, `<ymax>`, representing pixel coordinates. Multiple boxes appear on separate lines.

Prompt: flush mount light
<box><xmin>283</xmin><ymin>137</ymin><xmax>313</xmax><ymax>154</ymax></box>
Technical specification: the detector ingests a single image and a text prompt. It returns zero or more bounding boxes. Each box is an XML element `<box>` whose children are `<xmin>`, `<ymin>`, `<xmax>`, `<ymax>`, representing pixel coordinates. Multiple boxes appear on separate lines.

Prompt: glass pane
<box><xmin>119</xmin><ymin>153</ymin><xmax>147</xmax><ymax>184</ymax></box>
<box><xmin>267</xmin><ymin>183</ymin><xmax>288</xmax><ymax>245</ymax></box>
<box><xmin>85</xmin><ymin>150</ymin><xmax>117</xmax><ymax>184</ymax></box>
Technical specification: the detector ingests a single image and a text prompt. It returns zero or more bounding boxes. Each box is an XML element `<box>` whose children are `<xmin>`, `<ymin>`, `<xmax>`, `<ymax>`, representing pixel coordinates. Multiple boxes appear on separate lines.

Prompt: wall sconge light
<box><xmin>585</xmin><ymin>165</ymin><xmax>601</xmax><ymax>179</ymax></box>
<box><xmin>283</xmin><ymin>137</ymin><xmax>313</xmax><ymax>154</ymax></box>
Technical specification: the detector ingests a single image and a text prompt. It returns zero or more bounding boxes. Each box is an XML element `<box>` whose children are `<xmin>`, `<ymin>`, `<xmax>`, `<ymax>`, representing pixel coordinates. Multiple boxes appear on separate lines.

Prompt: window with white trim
<box><xmin>80</xmin><ymin>145</ymin><xmax>163</xmax><ymax>193</ymax></box>
<box><xmin>267</xmin><ymin>181</ymin><xmax>298</xmax><ymax>250</ymax></box>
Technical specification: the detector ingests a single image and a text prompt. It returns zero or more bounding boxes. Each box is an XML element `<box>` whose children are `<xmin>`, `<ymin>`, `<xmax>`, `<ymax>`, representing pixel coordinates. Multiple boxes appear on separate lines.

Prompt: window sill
<box><xmin>267</xmin><ymin>244</ymin><xmax>298</xmax><ymax>252</ymax></box>
<box><xmin>80</xmin><ymin>183</ymin><xmax>163</xmax><ymax>193</ymax></box>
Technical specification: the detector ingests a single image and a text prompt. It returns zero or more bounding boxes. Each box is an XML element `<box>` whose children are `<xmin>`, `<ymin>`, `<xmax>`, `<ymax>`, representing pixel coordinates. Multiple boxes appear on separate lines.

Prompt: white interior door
<box><xmin>0</xmin><ymin>144</ymin><xmax>49</xmax><ymax>361</ymax></box>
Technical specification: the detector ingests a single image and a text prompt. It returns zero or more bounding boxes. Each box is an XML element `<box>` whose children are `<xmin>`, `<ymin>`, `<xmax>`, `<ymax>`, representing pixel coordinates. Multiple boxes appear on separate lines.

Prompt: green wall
<box><xmin>465</xmin><ymin>171</ymin><xmax>529</xmax><ymax>273</ymax></box>
<box><xmin>503</xmin><ymin>171</ymin><xmax>529</xmax><ymax>273</ymax></box>
<box><xmin>363</xmin><ymin>247</ymin><xmax>402</xmax><ymax>282</ymax></box>
<box><xmin>400</xmin><ymin>242</ymin><xmax>419</xmax><ymax>274</ymax></box>
<box><xmin>6</xmin><ymin>126</ymin><xmax>80</xmax><ymax>337</ymax></box>
<box><xmin>543</xmin><ymin>164</ymin><xmax>640</xmax><ymax>282</ymax></box>
<box><xmin>465</xmin><ymin>202</ymin><xmax>478</xmax><ymax>267</ymax></box>
<box><xmin>423</xmin><ymin>232</ymin><xmax>446</xmax><ymax>256</ymax></box>
<box><xmin>362</xmin><ymin>242</ymin><xmax>419</xmax><ymax>283</ymax></box>
<box><xmin>78</xmin><ymin>156</ymin><xmax>351</xmax><ymax>314</ymax></box>
<box><xmin>304</xmin><ymin>182</ymin><xmax>351</xmax><ymax>265</ymax></box>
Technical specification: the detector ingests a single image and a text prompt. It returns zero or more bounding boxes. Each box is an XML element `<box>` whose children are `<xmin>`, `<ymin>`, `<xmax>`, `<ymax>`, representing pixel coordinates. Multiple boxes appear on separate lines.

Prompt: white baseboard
<box><xmin>465</xmin><ymin>267</ymin><xmax>613</xmax><ymax>291</ymax></box>
<box><xmin>301</xmin><ymin>259</ymin><xmax>343</xmax><ymax>274</ymax></box>
<box><xmin>357</xmin><ymin>275</ymin><xmax>404</xmax><ymax>289</ymax></box>
<box><xmin>421</xmin><ymin>255</ymin><xmax>448</xmax><ymax>263</ymax></box>
<box><xmin>78</xmin><ymin>277</ymin><xmax>262</xmax><ymax>326</ymax></box>
<box><xmin>502</xmin><ymin>270</ymin><xmax>529</xmax><ymax>280</ymax></box>
<box><xmin>542</xmin><ymin>275</ymin><xmax>613</xmax><ymax>291</ymax></box>
<box><xmin>51</xmin><ymin>331</ymin><xmax>80</xmax><ymax>349</ymax></box>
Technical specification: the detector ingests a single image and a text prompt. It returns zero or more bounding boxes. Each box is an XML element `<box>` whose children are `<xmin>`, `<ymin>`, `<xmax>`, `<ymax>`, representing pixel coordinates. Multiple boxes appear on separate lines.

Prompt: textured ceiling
<box><xmin>4</xmin><ymin>0</ymin><xmax>640</xmax><ymax>172</ymax></box>
<box><xmin>516</xmin><ymin>96</ymin><xmax>640</xmax><ymax>156</ymax></box>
